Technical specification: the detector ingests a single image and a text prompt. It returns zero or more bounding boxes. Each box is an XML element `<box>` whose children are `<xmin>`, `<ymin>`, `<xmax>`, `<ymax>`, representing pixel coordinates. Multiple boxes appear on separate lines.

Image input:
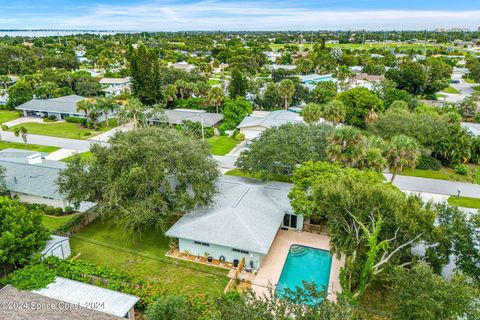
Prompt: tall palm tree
<box><xmin>14</xmin><ymin>126</ymin><xmax>28</xmax><ymax>144</ymax></box>
<box><xmin>76</xmin><ymin>100</ymin><xmax>93</xmax><ymax>119</ymax></box>
<box><xmin>386</xmin><ymin>135</ymin><xmax>421</xmax><ymax>183</ymax></box>
<box><xmin>165</xmin><ymin>84</ymin><xmax>177</xmax><ymax>108</ymax></box>
<box><xmin>120</xmin><ymin>98</ymin><xmax>146</xmax><ymax>130</ymax></box>
<box><xmin>207</xmin><ymin>87</ymin><xmax>225</xmax><ymax>113</ymax></box>
<box><xmin>96</xmin><ymin>97</ymin><xmax>116</xmax><ymax>128</ymax></box>
<box><xmin>327</xmin><ymin>126</ymin><xmax>366</xmax><ymax>167</ymax></box>
<box><xmin>277</xmin><ymin>79</ymin><xmax>296</xmax><ymax>110</ymax></box>
<box><xmin>175</xmin><ymin>80</ymin><xmax>187</xmax><ymax>99</ymax></box>
<box><xmin>323</xmin><ymin>100</ymin><xmax>347</xmax><ymax>125</ymax></box>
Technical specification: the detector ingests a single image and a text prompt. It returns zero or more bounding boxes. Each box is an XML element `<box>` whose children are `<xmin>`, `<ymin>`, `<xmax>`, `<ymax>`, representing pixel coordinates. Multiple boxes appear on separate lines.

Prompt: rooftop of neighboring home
<box><xmin>166</xmin><ymin>175</ymin><xmax>294</xmax><ymax>254</ymax></box>
<box><xmin>99</xmin><ymin>77</ymin><xmax>130</xmax><ymax>85</ymax></box>
<box><xmin>15</xmin><ymin>94</ymin><xmax>85</xmax><ymax>114</ymax></box>
<box><xmin>149</xmin><ymin>108</ymin><xmax>224</xmax><ymax>127</ymax></box>
<box><xmin>0</xmin><ymin>148</ymin><xmax>66</xmax><ymax>200</ymax></box>
<box><xmin>268</xmin><ymin>64</ymin><xmax>296</xmax><ymax>71</ymax></box>
<box><xmin>353</xmin><ymin>73</ymin><xmax>385</xmax><ymax>82</ymax></box>
<box><xmin>32</xmin><ymin>277</ymin><xmax>139</xmax><ymax>319</ymax></box>
<box><xmin>0</xmin><ymin>285</ymin><xmax>121</xmax><ymax>320</ymax></box>
<box><xmin>462</xmin><ymin>122</ymin><xmax>480</xmax><ymax>136</ymax></box>
<box><xmin>237</xmin><ymin>110</ymin><xmax>304</xmax><ymax>130</ymax></box>
<box><xmin>170</xmin><ymin>61</ymin><xmax>196</xmax><ymax>71</ymax></box>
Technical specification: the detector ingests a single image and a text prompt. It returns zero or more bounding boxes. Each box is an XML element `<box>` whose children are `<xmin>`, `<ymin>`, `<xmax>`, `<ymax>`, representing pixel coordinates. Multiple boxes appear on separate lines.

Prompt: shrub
<box><xmin>1</xmin><ymin>263</ymin><xmax>55</xmax><ymax>290</ymax></box>
<box><xmin>64</xmin><ymin>206</ymin><xmax>75</xmax><ymax>214</ymax></box>
<box><xmin>475</xmin><ymin>169</ymin><xmax>480</xmax><ymax>184</ymax></box>
<box><xmin>83</xmin><ymin>132</ymin><xmax>92</xmax><ymax>136</ymax></box>
<box><xmin>53</xmin><ymin>208</ymin><xmax>64</xmax><ymax>216</ymax></box>
<box><xmin>44</xmin><ymin>206</ymin><xmax>55</xmax><ymax>215</ymax></box>
<box><xmin>454</xmin><ymin>164</ymin><xmax>469</xmax><ymax>175</ymax></box>
<box><xmin>416</xmin><ymin>155</ymin><xmax>442</xmax><ymax>171</ymax></box>
<box><xmin>234</xmin><ymin>132</ymin><xmax>245</xmax><ymax>141</ymax></box>
<box><xmin>65</xmin><ymin>116</ymin><xmax>87</xmax><ymax>126</ymax></box>
<box><xmin>146</xmin><ymin>295</ymin><xmax>196</xmax><ymax>320</ymax></box>
<box><xmin>47</xmin><ymin>115</ymin><xmax>57</xmax><ymax>121</ymax></box>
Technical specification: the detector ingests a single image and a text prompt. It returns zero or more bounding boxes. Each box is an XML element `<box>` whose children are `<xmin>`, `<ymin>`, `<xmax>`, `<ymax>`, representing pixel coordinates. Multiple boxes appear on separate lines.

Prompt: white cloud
<box><xmin>2</xmin><ymin>1</ymin><xmax>480</xmax><ymax>30</ymax></box>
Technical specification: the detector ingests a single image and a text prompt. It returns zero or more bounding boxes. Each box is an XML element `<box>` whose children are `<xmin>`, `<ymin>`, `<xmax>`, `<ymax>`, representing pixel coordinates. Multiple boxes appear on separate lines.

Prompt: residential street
<box><xmin>0</xmin><ymin>131</ymin><xmax>94</xmax><ymax>151</ymax></box>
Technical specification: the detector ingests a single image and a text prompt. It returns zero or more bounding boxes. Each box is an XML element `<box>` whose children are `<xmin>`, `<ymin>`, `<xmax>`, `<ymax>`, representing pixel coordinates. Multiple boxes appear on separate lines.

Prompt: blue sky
<box><xmin>1</xmin><ymin>0</ymin><xmax>479</xmax><ymax>30</ymax></box>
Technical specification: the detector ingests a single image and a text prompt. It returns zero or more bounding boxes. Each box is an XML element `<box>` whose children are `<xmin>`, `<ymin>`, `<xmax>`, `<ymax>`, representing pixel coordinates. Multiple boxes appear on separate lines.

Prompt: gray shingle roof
<box><xmin>0</xmin><ymin>285</ymin><xmax>121</xmax><ymax>320</ymax></box>
<box><xmin>15</xmin><ymin>95</ymin><xmax>85</xmax><ymax>114</ymax></box>
<box><xmin>33</xmin><ymin>277</ymin><xmax>138</xmax><ymax>318</ymax></box>
<box><xmin>237</xmin><ymin>110</ymin><xmax>304</xmax><ymax>130</ymax></box>
<box><xmin>0</xmin><ymin>149</ymin><xmax>65</xmax><ymax>200</ymax></box>
<box><xmin>150</xmin><ymin>109</ymin><xmax>224</xmax><ymax>127</ymax></box>
<box><xmin>166</xmin><ymin>175</ymin><xmax>293</xmax><ymax>254</ymax></box>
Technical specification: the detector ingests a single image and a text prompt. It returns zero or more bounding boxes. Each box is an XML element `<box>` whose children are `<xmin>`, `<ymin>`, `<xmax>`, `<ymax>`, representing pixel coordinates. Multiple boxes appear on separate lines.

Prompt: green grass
<box><xmin>207</xmin><ymin>79</ymin><xmax>221</xmax><ymax>85</ymax></box>
<box><xmin>0</xmin><ymin>111</ymin><xmax>20</xmax><ymax>124</ymax></box>
<box><xmin>42</xmin><ymin>214</ymin><xmax>78</xmax><ymax>231</ymax></box>
<box><xmin>473</xmin><ymin>86</ymin><xmax>480</xmax><ymax>92</ymax></box>
<box><xmin>70</xmin><ymin>219</ymin><xmax>229</xmax><ymax>296</ymax></box>
<box><xmin>0</xmin><ymin>141</ymin><xmax>59</xmax><ymax>153</ymax></box>
<box><xmin>442</xmin><ymin>86</ymin><xmax>460</xmax><ymax>94</ymax></box>
<box><xmin>7</xmin><ymin>119</ymin><xmax>117</xmax><ymax>140</ymax></box>
<box><xmin>464</xmin><ymin>78</ymin><xmax>477</xmax><ymax>84</ymax></box>
<box><xmin>448</xmin><ymin>196</ymin><xmax>480</xmax><ymax>209</ymax></box>
<box><xmin>61</xmin><ymin>151</ymin><xmax>93</xmax><ymax>162</ymax></box>
<box><xmin>400</xmin><ymin>165</ymin><xmax>479</xmax><ymax>183</ymax></box>
<box><xmin>207</xmin><ymin>136</ymin><xmax>240</xmax><ymax>156</ymax></box>
<box><xmin>225</xmin><ymin>168</ymin><xmax>292</xmax><ymax>183</ymax></box>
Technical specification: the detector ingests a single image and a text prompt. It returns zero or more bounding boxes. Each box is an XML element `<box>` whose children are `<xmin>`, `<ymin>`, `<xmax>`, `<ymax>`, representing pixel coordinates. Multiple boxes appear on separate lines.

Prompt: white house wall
<box><xmin>12</xmin><ymin>192</ymin><xmax>66</xmax><ymax>209</ymax></box>
<box><xmin>178</xmin><ymin>238</ymin><xmax>265</xmax><ymax>269</ymax></box>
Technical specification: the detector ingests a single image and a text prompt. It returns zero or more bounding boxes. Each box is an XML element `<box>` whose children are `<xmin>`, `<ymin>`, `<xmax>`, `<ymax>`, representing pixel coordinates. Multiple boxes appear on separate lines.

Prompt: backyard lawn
<box><xmin>7</xmin><ymin>119</ymin><xmax>117</xmax><ymax>140</ymax></box>
<box><xmin>0</xmin><ymin>141</ymin><xmax>59</xmax><ymax>153</ymax></box>
<box><xmin>42</xmin><ymin>214</ymin><xmax>78</xmax><ymax>231</ymax></box>
<box><xmin>207</xmin><ymin>136</ymin><xmax>239</xmax><ymax>156</ymax></box>
<box><xmin>447</xmin><ymin>196</ymin><xmax>480</xmax><ymax>209</ymax></box>
<box><xmin>442</xmin><ymin>86</ymin><xmax>460</xmax><ymax>94</ymax></box>
<box><xmin>70</xmin><ymin>219</ymin><xmax>229</xmax><ymax>296</ymax></box>
<box><xmin>0</xmin><ymin>111</ymin><xmax>20</xmax><ymax>124</ymax></box>
<box><xmin>61</xmin><ymin>151</ymin><xmax>93</xmax><ymax>162</ymax></box>
<box><xmin>400</xmin><ymin>165</ymin><xmax>479</xmax><ymax>184</ymax></box>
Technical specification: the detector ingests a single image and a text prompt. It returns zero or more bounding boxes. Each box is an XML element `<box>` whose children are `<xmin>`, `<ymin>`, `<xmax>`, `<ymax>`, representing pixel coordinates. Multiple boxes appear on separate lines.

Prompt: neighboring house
<box><xmin>99</xmin><ymin>77</ymin><xmax>131</xmax><ymax>97</ymax></box>
<box><xmin>268</xmin><ymin>64</ymin><xmax>296</xmax><ymax>71</ymax></box>
<box><xmin>237</xmin><ymin>110</ymin><xmax>304</xmax><ymax>140</ymax></box>
<box><xmin>41</xmin><ymin>235</ymin><xmax>71</xmax><ymax>260</ymax></box>
<box><xmin>170</xmin><ymin>62</ymin><xmax>196</xmax><ymax>72</ymax></box>
<box><xmin>0</xmin><ymin>149</ymin><xmax>94</xmax><ymax>212</ymax></box>
<box><xmin>15</xmin><ymin>95</ymin><xmax>107</xmax><ymax>122</ymax></box>
<box><xmin>166</xmin><ymin>175</ymin><xmax>303</xmax><ymax>271</ymax></box>
<box><xmin>0</xmin><ymin>285</ymin><xmax>123</xmax><ymax>320</ymax></box>
<box><xmin>351</xmin><ymin>73</ymin><xmax>385</xmax><ymax>90</ymax></box>
<box><xmin>462</xmin><ymin>122</ymin><xmax>480</xmax><ymax>136</ymax></box>
<box><xmin>33</xmin><ymin>277</ymin><xmax>138</xmax><ymax>319</ymax></box>
<box><xmin>263</xmin><ymin>51</ymin><xmax>282</xmax><ymax>62</ymax></box>
<box><xmin>148</xmin><ymin>109</ymin><xmax>224</xmax><ymax>128</ymax></box>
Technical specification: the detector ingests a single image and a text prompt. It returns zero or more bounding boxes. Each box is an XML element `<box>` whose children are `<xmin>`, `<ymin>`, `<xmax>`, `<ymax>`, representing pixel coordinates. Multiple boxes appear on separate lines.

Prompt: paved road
<box><xmin>0</xmin><ymin>131</ymin><xmax>95</xmax><ymax>152</ymax></box>
<box><xmin>385</xmin><ymin>174</ymin><xmax>480</xmax><ymax>198</ymax></box>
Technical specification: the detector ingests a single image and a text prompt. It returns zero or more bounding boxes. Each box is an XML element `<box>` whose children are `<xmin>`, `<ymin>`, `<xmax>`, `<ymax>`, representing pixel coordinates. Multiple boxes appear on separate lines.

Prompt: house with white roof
<box><xmin>166</xmin><ymin>175</ymin><xmax>303</xmax><ymax>271</ymax></box>
<box><xmin>148</xmin><ymin>109</ymin><xmax>224</xmax><ymax>128</ymax></box>
<box><xmin>170</xmin><ymin>62</ymin><xmax>196</xmax><ymax>72</ymax></box>
<box><xmin>33</xmin><ymin>277</ymin><xmax>138</xmax><ymax>319</ymax></box>
<box><xmin>237</xmin><ymin>110</ymin><xmax>304</xmax><ymax>140</ymax></box>
<box><xmin>99</xmin><ymin>77</ymin><xmax>131</xmax><ymax>97</ymax></box>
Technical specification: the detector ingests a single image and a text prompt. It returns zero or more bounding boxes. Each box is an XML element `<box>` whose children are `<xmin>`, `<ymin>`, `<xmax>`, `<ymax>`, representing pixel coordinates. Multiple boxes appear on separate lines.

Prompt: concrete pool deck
<box><xmin>250</xmin><ymin>229</ymin><xmax>345</xmax><ymax>301</ymax></box>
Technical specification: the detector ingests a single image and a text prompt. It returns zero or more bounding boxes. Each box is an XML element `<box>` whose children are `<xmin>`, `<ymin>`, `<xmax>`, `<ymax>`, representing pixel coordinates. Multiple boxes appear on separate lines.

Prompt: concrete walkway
<box><xmin>251</xmin><ymin>229</ymin><xmax>344</xmax><ymax>301</ymax></box>
<box><xmin>386</xmin><ymin>173</ymin><xmax>480</xmax><ymax>198</ymax></box>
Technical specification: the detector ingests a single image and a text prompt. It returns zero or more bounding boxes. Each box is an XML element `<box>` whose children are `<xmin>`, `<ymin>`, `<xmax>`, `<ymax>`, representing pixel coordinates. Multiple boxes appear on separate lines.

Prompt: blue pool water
<box><xmin>305</xmin><ymin>75</ymin><xmax>333</xmax><ymax>84</ymax></box>
<box><xmin>276</xmin><ymin>245</ymin><xmax>332</xmax><ymax>297</ymax></box>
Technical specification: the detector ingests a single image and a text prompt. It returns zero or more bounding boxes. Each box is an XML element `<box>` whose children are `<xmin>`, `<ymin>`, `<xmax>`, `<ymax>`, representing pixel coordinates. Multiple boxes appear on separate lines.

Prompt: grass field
<box><xmin>400</xmin><ymin>165</ymin><xmax>479</xmax><ymax>184</ymax></box>
<box><xmin>7</xmin><ymin>119</ymin><xmax>117</xmax><ymax>140</ymax></box>
<box><xmin>473</xmin><ymin>86</ymin><xmax>480</xmax><ymax>92</ymax></box>
<box><xmin>225</xmin><ymin>168</ymin><xmax>292</xmax><ymax>183</ymax></box>
<box><xmin>442</xmin><ymin>86</ymin><xmax>460</xmax><ymax>94</ymax></box>
<box><xmin>0</xmin><ymin>140</ymin><xmax>59</xmax><ymax>153</ymax></box>
<box><xmin>447</xmin><ymin>196</ymin><xmax>480</xmax><ymax>209</ymax></box>
<box><xmin>0</xmin><ymin>111</ymin><xmax>20</xmax><ymax>124</ymax></box>
<box><xmin>70</xmin><ymin>219</ymin><xmax>229</xmax><ymax>296</ymax></box>
<box><xmin>42</xmin><ymin>214</ymin><xmax>78</xmax><ymax>231</ymax></box>
<box><xmin>464</xmin><ymin>78</ymin><xmax>477</xmax><ymax>84</ymax></box>
<box><xmin>61</xmin><ymin>151</ymin><xmax>93</xmax><ymax>162</ymax></box>
<box><xmin>207</xmin><ymin>136</ymin><xmax>239</xmax><ymax>156</ymax></box>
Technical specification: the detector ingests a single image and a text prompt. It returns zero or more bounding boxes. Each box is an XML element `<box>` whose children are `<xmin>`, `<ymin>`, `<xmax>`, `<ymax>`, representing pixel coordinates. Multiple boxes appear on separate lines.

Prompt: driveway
<box><xmin>386</xmin><ymin>174</ymin><xmax>480</xmax><ymax>198</ymax></box>
<box><xmin>2</xmin><ymin>117</ymin><xmax>52</xmax><ymax>127</ymax></box>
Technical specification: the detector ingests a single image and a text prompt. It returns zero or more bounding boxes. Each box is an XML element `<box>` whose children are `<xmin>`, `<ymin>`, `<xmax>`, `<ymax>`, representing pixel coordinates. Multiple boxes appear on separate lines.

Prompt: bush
<box><xmin>53</xmin><ymin>207</ymin><xmax>64</xmax><ymax>216</ymax></box>
<box><xmin>1</xmin><ymin>264</ymin><xmax>55</xmax><ymax>290</ymax></box>
<box><xmin>65</xmin><ymin>116</ymin><xmax>87</xmax><ymax>126</ymax></box>
<box><xmin>64</xmin><ymin>206</ymin><xmax>75</xmax><ymax>214</ymax></box>
<box><xmin>83</xmin><ymin>132</ymin><xmax>92</xmax><ymax>136</ymax></box>
<box><xmin>234</xmin><ymin>132</ymin><xmax>245</xmax><ymax>141</ymax></box>
<box><xmin>416</xmin><ymin>155</ymin><xmax>442</xmax><ymax>171</ymax></box>
<box><xmin>475</xmin><ymin>169</ymin><xmax>480</xmax><ymax>184</ymax></box>
<box><xmin>146</xmin><ymin>295</ymin><xmax>196</xmax><ymax>320</ymax></box>
<box><xmin>454</xmin><ymin>164</ymin><xmax>469</xmax><ymax>175</ymax></box>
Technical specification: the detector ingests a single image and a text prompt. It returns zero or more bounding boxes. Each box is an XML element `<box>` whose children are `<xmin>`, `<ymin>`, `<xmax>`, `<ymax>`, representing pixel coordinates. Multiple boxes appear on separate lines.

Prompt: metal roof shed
<box><xmin>33</xmin><ymin>277</ymin><xmax>139</xmax><ymax>319</ymax></box>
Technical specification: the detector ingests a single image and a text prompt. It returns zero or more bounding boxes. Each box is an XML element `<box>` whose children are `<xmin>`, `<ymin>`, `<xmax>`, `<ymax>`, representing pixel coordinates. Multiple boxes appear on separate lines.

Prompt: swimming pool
<box><xmin>276</xmin><ymin>245</ymin><xmax>332</xmax><ymax>297</ymax></box>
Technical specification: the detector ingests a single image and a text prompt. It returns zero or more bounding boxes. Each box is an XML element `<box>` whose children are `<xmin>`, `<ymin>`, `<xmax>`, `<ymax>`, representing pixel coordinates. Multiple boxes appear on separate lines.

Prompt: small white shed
<box><xmin>41</xmin><ymin>235</ymin><xmax>71</xmax><ymax>260</ymax></box>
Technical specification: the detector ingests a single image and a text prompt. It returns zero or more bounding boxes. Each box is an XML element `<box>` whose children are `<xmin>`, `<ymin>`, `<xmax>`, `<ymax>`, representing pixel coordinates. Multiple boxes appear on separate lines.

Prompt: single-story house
<box><xmin>0</xmin><ymin>285</ymin><xmax>124</xmax><ymax>320</ymax></box>
<box><xmin>99</xmin><ymin>77</ymin><xmax>131</xmax><ymax>97</ymax></box>
<box><xmin>0</xmin><ymin>149</ymin><xmax>94</xmax><ymax>212</ymax></box>
<box><xmin>33</xmin><ymin>277</ymin><xmax>139</xmax><ymax>319</ymax></box>
<box><xmin>15</xmin><ymin>94</ymin><xmax>107</xmax><ymax>122</ymax></box>
<box><xmin>170</xmin><ymin>62</ymin><xmax>196</xmax><ymax>72</ymax></box>
<box><xmin>148</xmin><ymin>109</ymin><xmax>224</xmax><ymax>128</ymax></box>
<box><xmin>41</xmin><ymin>235</ymin><xmax>71</xmax><ymax>260</ymax></box>
<box><xmin>268</xmin><ymin>64</ymin><xmax>296</xmax><ymax>71</ymax></box>
<box><xmin>166</xmin><ymin>175</ymin><xmax>303</xmax><ymax>271</ymax></box>
<box><xmin>352</xmin><ymin>73</ymin><xmax>385</xmax><ymax>90</ymax></box>
<box><xmin>263</xmin><ymin>51</ymin><xmax>282</xmax><ymax>62</ymax></box>
<box><xmin>237</xmin><ymin>110</ymin><xmax>305</xmax><ymax>140</ymax></box>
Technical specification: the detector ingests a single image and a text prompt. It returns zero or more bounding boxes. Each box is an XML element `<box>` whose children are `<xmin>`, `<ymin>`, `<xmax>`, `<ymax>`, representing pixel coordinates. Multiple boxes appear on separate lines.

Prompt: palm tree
<box><xmin>386</xmin><ymin>135</ymin><xmax>421</xmax><ymax>183</ymax></box>
<box><xmin>207</xmin><ymin>87</ymin><xmax>225</xmax><ymax>113</ymax></box>
<box><xmin>120</xmin><ymin>98</ymin><xmax>146</xmax><ymax>130</ymax></box>
<box><xmin>76</xmin><ymin>100</ymin><xmax>93</xmax><ymax>119</ymax></box>
<box><xmin>165</xmin><ymin>84</ymin><xmax>177</xmax><ymax>108</ymax></box>
<box><xmin>175</xmin><ymin>80</ymin><xmax>187</xmax><ymax>99</ymax></box>
<box><xmin>277</xmin><ymin>79</ymin><xmax>296</xmax><ymax>110</ymax></box>
<box><xmin>96</xmin><ymin>97</ymin><xmax>116</xmax><ymax>128</ymax></box>
<box><xmin>356</xmin><ymin>148</ymin><xmax>387</xmax><ymax>172</ymax></box>
<box><xmin>322</xmin><ymin>100</ymin><xmax>347</xmax><ymax>125</ymax></box>
<box><xmin>327</xmin><ymin>126</ymin><xmax>366</xmax><ymax>167</ymax></box>
<box><xmin>301</xmin><ymin>103</ymin><xmax>323</xmax><ymax>124</ymax></box>
<box><xmin>0</xmin><ymin>75</ymin><xmax>10</xmax><ymax>93</ymax></box>
<box><xmin>14</xmin><ymin>126</ymin><xmax>28</xmax><ymax>144</ymax></box>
